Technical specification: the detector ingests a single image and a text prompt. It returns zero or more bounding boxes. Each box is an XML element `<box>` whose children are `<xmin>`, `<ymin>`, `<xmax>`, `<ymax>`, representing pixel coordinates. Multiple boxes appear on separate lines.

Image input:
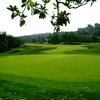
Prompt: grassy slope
<box><xmin>0</xmin><ymin>43</ymin><xmax>100</xmax><ymax>99</ymax></box>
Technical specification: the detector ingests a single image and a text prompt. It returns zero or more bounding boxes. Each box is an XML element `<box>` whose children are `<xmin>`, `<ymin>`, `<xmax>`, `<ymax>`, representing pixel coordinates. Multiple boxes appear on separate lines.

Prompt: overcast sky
<box><xmin>0</xmin><ymin>0</ymin><xmax>100</xmax><ymax>36</ymax></box>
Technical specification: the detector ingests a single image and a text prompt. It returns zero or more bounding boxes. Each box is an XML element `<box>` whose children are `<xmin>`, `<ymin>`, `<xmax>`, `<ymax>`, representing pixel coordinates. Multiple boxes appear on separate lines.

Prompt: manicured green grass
<box><xmin>0</xmin><ymin>43</ymin><xmax>100</xmax><ymax>99</ymax></box>
<box><xmin>0</xmin><ymin>54</ymin><xmax>100</xmax><ymax>81</ymax></box>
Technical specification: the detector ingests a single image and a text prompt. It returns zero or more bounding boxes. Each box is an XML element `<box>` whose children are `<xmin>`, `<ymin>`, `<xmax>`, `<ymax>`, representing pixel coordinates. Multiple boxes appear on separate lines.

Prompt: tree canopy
<box><xmin>7</xmin><ymin>0</ymin><xmax>97</xmax><ymax>32</ymax></box>
<box><xmin>0</xmin><ymin>32</ymin><xmax>22</xmax><ymax>52</ymax></box>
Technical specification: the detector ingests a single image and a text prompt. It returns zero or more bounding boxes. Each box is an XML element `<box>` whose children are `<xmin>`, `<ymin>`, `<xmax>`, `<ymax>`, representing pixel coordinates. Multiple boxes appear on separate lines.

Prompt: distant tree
<box><xmin>94</xmin><ymin>23</ymin><xmax>100</xmax><ymax>36</ymax></box>
<box><xmin>7</xmin><ymin>35</ymin><xmax>15</xmax><ymax>49</ymax></box>
<box><xmin>32</xmin><ymin>38</ymin><xmax>37</xmax><ymax>43</ymax></box>
<box><xmin>77</xmin><ymin>28</ymin><xmax>87</xmax><ymax>35</ymax></box>
<box><xmin>37</xmin><ymin>36</ymin><xmax>46</xmax><ymax>43</ymax></box>
<box><xmin>7</xmin><ymin>35</ymin><xmax>22</xmax><ymax>49</ymax></box>
<box><xmin>13</xmin><ymin>37</ymin><xmax>22</xmax><ymax>48</ymax></box>
<box><xmin>61</xmin><ymin>32</ymin><xmax>69</xmax><ymax>43</ymax></box>
<box><xmin>95</xmin><ymin>23</ymin><xmax>100</xmax><ymax>30</ymax></box>
<box><xmin>7</xmin><ymin>0</ymin><xmax>97</xmax><ymax>32</ymax></box>
<box><xmin>61</xmin><ymin>32</ymin><xmax>79</xmax><ymax>44</ymax></box>
<box><xmin>0</xmin><ymin>32</ymin><xmax>8</xmax><ymax>52</ymax></box>
<box><xmin>48</xmin><ymin>33</ymin><xmax>60</xmax><ymax>44</ymax></box>
<box><xmin>86</xmin><ymin>24</ymin><xmax>95</xmax><ymax>34</ymax></box>
<box><xmin>0</xmin><ymin>32</ymin><xmax>22</xmax><ymax>53</ymax></box>
<box><xmin>92</xmin><ymin>35</ymin><xmax>98</xmax><ymax>42</ymax></box>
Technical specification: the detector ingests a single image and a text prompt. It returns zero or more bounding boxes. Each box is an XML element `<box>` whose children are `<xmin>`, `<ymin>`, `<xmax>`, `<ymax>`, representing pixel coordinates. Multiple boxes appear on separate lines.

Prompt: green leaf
<box><xmin>21</xmin><ymin>4</ymin><xmax>26</xmax><ymax>7</ymax></box>
<box><xmin>42</xmin><ymin>0</ymin><xmax>50</xmax><ymax>3</ymax></box>
<box><xmin>39</xmin><ymin>11</ymin><xmax>46</xmax><ymax>19</ymax></box>
<box><xmin>11</xmin><ymin>13</ymin><xmax>15</xmax><ymax>19</ymax></box>
<box><xmin>29</xmin><ymin>0</ymin><xmax>34</xmax><ymax>6</ymax></box>
<box><xmin>7</xmin><ymin>7</ymin><xmax>11</xmax><ymax>11</ymax></box>
<box><xmin>7</xmin><ymin>5</ymin><xmax>14</xmax><ymax>11</ymax></box>
<box><xmin>33</xmin><ymin>2</ymin><xmax>39</xmax><ymax>7</ymax></box>
<box><xmin>53</xmin><ymin>3</ymin><xmax>57</xmax><ymax>8</ymax></box>
<box><xmin>20</xmin><ymin>19</ymin><xmax>25</xmax><ymax>27</ymax></box>
<box><xmin>13</xmin><ymin>6</ymin><xmax>17</xmax><ymax>10</ymax></box>
<box><xmin>54</xmin><ymin>26</ymin><xmax>60</xmax><ymax>32</ymax></box>
<box><xmin>33</xmin><ymin>9</ymin><xmax>40</xmax><ymax>14</ymax></box>
<box><xmin>22</xmin><ymin>0</ymin><xmax>27</xmax><ymax>3</ymax></box>
<box><xmin>27</xmin><ymin>5</ymin><xmax>30</xmax><ymax>10</ymax></box>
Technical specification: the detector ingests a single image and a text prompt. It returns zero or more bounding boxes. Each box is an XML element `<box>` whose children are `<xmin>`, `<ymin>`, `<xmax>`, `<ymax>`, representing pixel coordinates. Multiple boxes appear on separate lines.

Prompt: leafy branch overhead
<box><xmin>7</xmin><ymin>0</ymin><xmax>97</xmax><ymax>32</ymax></box>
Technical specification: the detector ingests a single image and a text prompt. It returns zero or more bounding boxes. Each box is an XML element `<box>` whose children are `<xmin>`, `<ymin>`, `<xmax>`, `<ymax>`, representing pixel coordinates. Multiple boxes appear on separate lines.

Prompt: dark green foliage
<box><xmin>7</xmin><ymin>5</ymin><xmax>20</xmax><ymax>19</ymax></box>
<box><xmin>19</xmin><ymin>33</ymin><xmax>50</xmax><ymax>43</ymax></box>
<box><xmin>7</xmin><ymin>0</ymin><xmax>97</xmax><ymax>31</ymax></box>
<box><xmin>57</xmin><ymin>11</ymin><xmax>70</xmax><ymax>26</ymax></box>
<box><xmin>0</xmin><ymin>32</ymin><xmax>8</xmax><ymax>52</ymax></box>
<box><xmin>20</xmin><ymin>19</ymin><xmax>25</xmax><ymax>27</ymax></box>
<box><xmin>61</xmin><ymin>32</ymin><xmax>79</xmax><ymax>44</ymax></box>
<box><xmin>48</xmin><ymin>33</ymin><xmax>61</xmax><ymax>44</ymax></box>
<box><xmin>0</xmin><ymin>32</ymin><xmax>22</xmax><ymax>53</ymax></box>
<box><xmin>77</xmin><ymin>23</ymin><xmax>100</xmax><ymax>43</ymax></box>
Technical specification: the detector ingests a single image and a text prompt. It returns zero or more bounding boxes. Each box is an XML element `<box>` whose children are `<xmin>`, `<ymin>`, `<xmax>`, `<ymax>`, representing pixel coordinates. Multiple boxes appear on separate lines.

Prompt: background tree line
<box><xmin>0</xmin><ymin>32</ymin><xmax>22</xmax><ymax>52</ymax></box>
<box><xmin>1</xmin><ymin>23</ymin><xmax>100</xmax><ymax>53</ymax></box>
<box><xmin>20</xmin><ymin>23</ymin><xmax>100</xmax><ymax>44</ymax></box>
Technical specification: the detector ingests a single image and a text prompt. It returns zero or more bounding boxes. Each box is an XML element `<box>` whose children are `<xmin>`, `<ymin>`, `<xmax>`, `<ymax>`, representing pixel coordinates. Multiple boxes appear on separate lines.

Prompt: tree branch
<box><xmin>70</xmin><ymin>1</ymin><xmax>88</xmax><ymax>9</ymax></box>
<box><xmin>56</xmin><ymin>0</ymin><xmax>88</xmax><ymax>9</ymax></box>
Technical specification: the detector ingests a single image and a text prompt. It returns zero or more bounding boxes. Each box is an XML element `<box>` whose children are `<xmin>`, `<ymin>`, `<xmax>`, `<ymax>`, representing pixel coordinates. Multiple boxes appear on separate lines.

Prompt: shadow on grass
<box><xmin>0</xmin><ymin>73</ymin><xmax>100</xmax><ymax>100</ymax></box>
<box><xmin>9</xmin><ymin>45</ymin><xmax>57</xmax><ymax>55</ymax></box>
<box><xmin>64</xmin><ymin>44</ymin><xmax>100</xmax><ymax>55</ymax></box>
<box><xmin>1</xmin><ymin>43</ymin><xmax>100</xmax><ymax>57</ymax></box>
<box><xmin>0</xmin><ymin>45</ymin><xmax>57</xmax><ymax>58</ymax></box>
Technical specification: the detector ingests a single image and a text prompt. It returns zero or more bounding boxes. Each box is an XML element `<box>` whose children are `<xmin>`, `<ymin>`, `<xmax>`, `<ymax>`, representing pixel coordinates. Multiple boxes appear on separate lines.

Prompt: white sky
<box><xmin>0</xmin><ymin>0</ymin><xmax>100</xmax><ymax>36</ymax></box>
